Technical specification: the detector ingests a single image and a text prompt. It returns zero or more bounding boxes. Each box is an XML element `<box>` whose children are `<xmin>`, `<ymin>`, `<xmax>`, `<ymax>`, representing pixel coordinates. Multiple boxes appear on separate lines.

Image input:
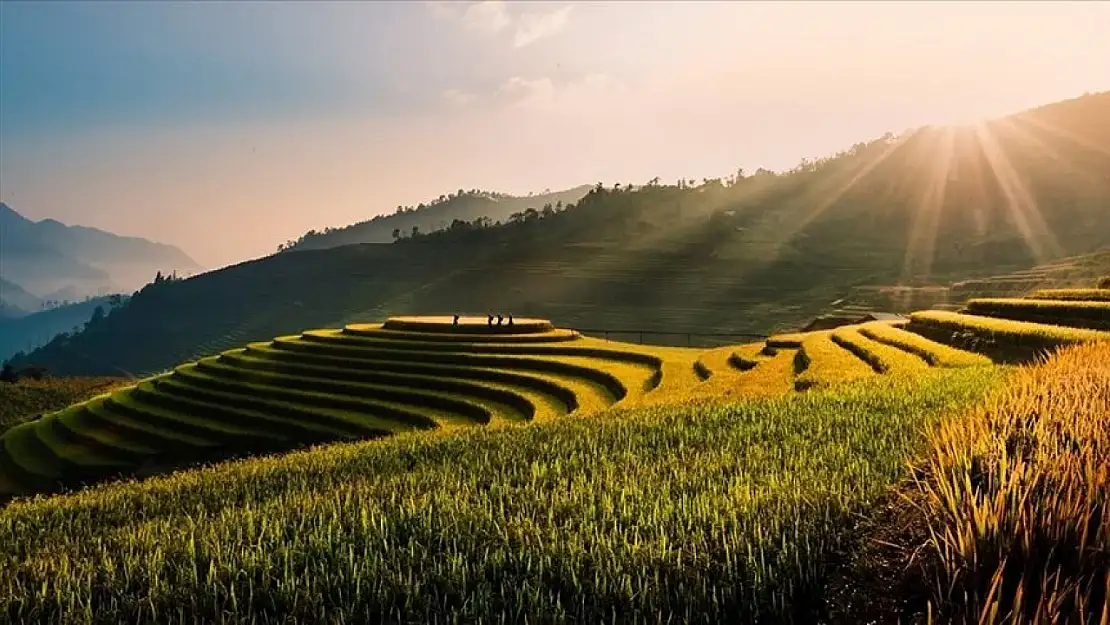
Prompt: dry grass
<box><xmin>907</xmin><ymin>342</ymin><xmax>1110</xmax><ymax>623</ymax></box>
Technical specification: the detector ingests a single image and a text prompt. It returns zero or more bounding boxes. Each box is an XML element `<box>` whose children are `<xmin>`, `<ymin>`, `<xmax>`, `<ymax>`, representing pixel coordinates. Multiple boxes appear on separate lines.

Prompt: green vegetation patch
<box><xmin>0</xmin><ymin>367</ymin><xmax>1008</xmax><ymax>623</ymax></box>
<box><xmin>0</xmin><ymin>377</ymin><xmax>130</xmax><ymax>436</ymax></box>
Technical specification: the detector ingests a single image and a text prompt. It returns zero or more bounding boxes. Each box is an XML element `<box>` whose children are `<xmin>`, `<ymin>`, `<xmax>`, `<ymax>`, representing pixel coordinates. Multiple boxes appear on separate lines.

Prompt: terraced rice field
<box><xmin>964</xmin><ymin>297</ymin><xmax>1110</xmax><ymax>329</ymax></box>
<box><xmin>5</xmin><ymin>289</ymin><xmax>1110</xmax><ymax>500</ymax></box>
<box><xmin>0</xmin><ymin>317</ymin><xmax>707</xmax><ymax>497</ymax></box>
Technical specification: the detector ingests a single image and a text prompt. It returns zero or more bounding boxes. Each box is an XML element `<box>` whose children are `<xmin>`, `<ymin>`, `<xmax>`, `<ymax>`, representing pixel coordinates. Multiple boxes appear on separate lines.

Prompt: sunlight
<box><xmin>972</xmin><ymin>122</ymin><xmax>1063</xmax><ymax>263</ymax></box>
<box><xmin>1014</xmin><ymin>113</ymin><xmax>1110</xmax><ymax>160</ymax></box>
<box><xmin>749</xmin><ymin>132</ymin><xmax>916</xmax><ymax>266</ymax></box>
<box><xmin>901</xmin><ymin>127</ymin><xmax>956</xmax><ymax>282</ymax></box>
<box><xmin>989</xmin><ymin>116</ymin><xmax>1106</xmax><ymax>188</ymax></box>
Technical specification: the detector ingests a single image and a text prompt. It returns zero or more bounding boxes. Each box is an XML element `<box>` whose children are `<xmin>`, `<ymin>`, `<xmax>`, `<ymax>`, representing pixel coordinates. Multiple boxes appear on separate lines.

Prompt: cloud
<box><xmin>426</xmin><ymin>1</ymin><xmax>572</xmax><ymax>48</ymax></box>
<box><xmin>462</xmin><ymin>1</ymin><xmax>511</xmax><ymax>35</ymax></box>
<box><xmin>498</xmin><ymin>73</ymin><xmax>628</xmax><ymax>115</ymax></box>
<box><xmin>513</xmin><ymin>5</ymin><xmax>573</xmax><ymax>48</ymax></box>
<box><xmin>443</xmin><ymin>88</ymin><xmax>477</xmax><ymax>107</ymax></box>
<box><xmin>423</xmin><ymin>1</ymin><xmax>459</xmax><ymax>21</ymax></box>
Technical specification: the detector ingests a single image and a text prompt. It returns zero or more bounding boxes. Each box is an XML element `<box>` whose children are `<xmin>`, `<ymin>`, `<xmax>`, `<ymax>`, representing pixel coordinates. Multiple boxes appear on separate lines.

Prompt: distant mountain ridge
<box><xmin>0</xmin><ymin>203</ymin><xmax>202</xmax><ymax>299</ymax></box>
<box><xmin>284</xmin><ymin>186</ymin><xmax>593</xmax><ymax>252</ymax></box>
<box><xmin>10</xmin><ymin>91</ymin><xmax>1110</xmax><ymax>376</ymax></box>
<box><xmin>0</xmin><ymin>278</ymin><xmax>42</xmax><ymax>318</ymax></box>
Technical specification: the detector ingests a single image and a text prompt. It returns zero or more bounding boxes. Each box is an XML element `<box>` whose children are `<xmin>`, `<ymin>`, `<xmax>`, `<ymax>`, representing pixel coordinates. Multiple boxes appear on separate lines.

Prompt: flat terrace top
<box><xmin>382</xmin><ymin>315</ymin><xmax>554</xmax><ymax>334</ymax></box>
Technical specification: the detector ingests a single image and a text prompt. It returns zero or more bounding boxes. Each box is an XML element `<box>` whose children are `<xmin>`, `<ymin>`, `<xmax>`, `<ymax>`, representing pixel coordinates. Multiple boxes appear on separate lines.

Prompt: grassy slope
<box><xmin>0</xmin><ymin>367</ymin><xmax>1008</xmax><ymax>623</ymax></box>
<box><xmin>9</xmin><ymin>92</ymin><xmax>1110</xmax><ymax>377</ymax></box>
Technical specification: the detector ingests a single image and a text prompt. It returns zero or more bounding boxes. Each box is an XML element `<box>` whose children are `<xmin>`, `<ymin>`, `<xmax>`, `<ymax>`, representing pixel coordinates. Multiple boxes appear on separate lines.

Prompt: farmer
<box><xmin>453</xmin><ymin>315</ymin><xmax>459</xmax><ymax>326</ymax></box>
<box><xmin>487</xmin><ymin>314</ymin><xmax>494</xmax><ymax>326</ymax></box>
<box><xmin>497</xmin><ymin>314</ymin><xmax>504</xmax><ymax>326</ymax></box>
<box><xmin>508</xmin><ymin>315</ymin><xmax>514</xmax><ymax>326</ymax></box>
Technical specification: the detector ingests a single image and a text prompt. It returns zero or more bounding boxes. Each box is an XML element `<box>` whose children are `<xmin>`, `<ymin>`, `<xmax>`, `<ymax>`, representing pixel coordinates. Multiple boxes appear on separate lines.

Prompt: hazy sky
<box><xmin>2</xmin><ymin>1</ymin><xmax>1108</xmax><ymax>268</ymax></box>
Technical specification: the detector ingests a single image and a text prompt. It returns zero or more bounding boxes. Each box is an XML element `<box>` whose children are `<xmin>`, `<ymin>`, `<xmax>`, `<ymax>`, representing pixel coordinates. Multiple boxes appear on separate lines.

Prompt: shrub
<box><xmin>1098</xmin><ymin>276</ymin><xmax>1110</xmax><ymax>289</ymax></box>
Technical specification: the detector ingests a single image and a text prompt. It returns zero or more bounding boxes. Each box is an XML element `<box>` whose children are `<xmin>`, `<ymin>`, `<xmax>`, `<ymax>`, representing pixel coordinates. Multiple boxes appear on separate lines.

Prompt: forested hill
<box><xmin>10</xmin><ymin>91</ymin><xmax>1110</xmax><ymax>377</ymax></box>
<box><xmin>282</xmin><ymin>186</ymin><xmax>592</xmax><ymax>252</ymax></box>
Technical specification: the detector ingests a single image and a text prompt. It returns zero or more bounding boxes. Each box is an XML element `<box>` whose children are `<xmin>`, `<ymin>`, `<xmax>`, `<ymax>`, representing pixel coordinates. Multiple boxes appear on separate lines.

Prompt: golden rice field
<box><xmin>0</xmin><ymin>311</ymin><xmax>1007</xmax><ymax>499</ymax></box>
<box><xmin>1</xmin><ymin>288</ymin><xmax>1108</xmax><ymax>622</ymax></box>
<box><xmin>903</xmin><ymin>341</ymin><xmax>1110</xmax><ymax>623</ymax></box>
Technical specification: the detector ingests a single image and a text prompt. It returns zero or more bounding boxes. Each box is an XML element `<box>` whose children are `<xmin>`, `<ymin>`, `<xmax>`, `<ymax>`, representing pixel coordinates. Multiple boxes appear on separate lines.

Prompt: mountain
<box><xmin>284</xmin><ymin>186</ymin><xmax>593</xmax><ymax>252</ymax></box>
<box><xmin>10</xmin><ymin>91</ymin><xmax>1110</xmax><ymax>377</ymax></box>
<box><xmin>0</xmin><ymin>278</ymin><xmax>42</xmax><ymax>318</ymax></box>
<box><xmin>0</xmin><ymin>204</ymin><xmax>202</xmax><ymax>298</ymax></box>
<box><xmin>0</xmin><ymin>295</ymin><xmax>122</xmax><ymax>363</ymax></box>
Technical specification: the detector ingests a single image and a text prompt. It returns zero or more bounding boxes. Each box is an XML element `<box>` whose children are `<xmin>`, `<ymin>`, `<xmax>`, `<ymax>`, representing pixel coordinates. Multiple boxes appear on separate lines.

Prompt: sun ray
<box><xmin>988</xmin><ymin>116</ymin><xmax>1105</xmax><ymax>188</ymax></box>
<box><xmin>901</xmin><ymin>126</ymin><xmax>956</xmax><ymax>283</ymax></box>
<box><xmin>972</xmin><ymin>123</ymin><xmax>1063</xmax><ymax>264</ymax></box>
<box><xmin>747</xmin><ymin>131</ymin><xmax>918</xmax><ymax>265</ymax></box>
<box><xmin>1015</xmin><ymin>113</ymin><xmax>1110</xmax><ymax>160</ymax></box>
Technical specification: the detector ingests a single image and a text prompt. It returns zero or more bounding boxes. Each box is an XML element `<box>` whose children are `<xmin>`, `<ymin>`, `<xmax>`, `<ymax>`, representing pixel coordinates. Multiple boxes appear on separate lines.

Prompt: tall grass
<box><xmin>0</xmin><ymin>368</ymin><xmax>1006</xmax><ymax>623</ymax></box>
<box><xmin>908</xmin><ymin>342</ymin><xmax>1110</xmax><ymax>623</ymax></box>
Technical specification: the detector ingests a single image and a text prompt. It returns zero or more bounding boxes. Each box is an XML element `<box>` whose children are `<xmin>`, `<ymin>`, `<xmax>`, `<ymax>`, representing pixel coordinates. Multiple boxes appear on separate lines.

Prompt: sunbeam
<box><xmin>973</xmin><ymin>123</ymin><xmax>1064</xmax><ymax>263</ymax></box>
<box><xmin>746</xmin><ymin>132</ymin><xmax>918</xmax><ymax>266</ymax></box>
<box><xmin>901</xmin><ymin>127</ymin><xmax>956</xmax><ymax>282</ymax></box>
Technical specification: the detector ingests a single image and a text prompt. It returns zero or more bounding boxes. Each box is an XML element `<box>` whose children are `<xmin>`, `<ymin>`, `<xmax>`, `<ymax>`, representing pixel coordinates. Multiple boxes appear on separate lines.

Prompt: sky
<box><xmin>1</xmin><ymin>1</ymin><xmax>1108</xmax><ymax>269</ymax></box>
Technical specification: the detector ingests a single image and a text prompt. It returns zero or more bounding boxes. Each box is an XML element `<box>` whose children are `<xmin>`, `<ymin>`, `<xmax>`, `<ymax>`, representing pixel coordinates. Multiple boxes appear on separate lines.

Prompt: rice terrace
<box><xmin>2</xmin><ymin>283</ymin><xmax>1109</xmax><ymax>623</ymax></box>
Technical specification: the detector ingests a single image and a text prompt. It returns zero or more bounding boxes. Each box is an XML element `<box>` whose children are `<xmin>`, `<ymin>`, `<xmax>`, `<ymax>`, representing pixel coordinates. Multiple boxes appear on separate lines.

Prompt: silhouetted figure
<box><xmin>508</xmin><ymin>315</ymin><xmax>514</xmax><ymax>326</ymax></box>
<box><xmin>0</xmin><ymin>363</ymin><xmax>17</xmax><ymax>384</ymax></box>
<box><xmin>453</xmin><ymin>315</ymin><xmax>459</xmax><ymax>326</ymax></box>
<box><xmin>488</xmin><ymin>314</ymin><xmax>494</xmax><ymax>326</ymax></box>
<box><xmin>497</xmin><ymin>314</ymin><xmax>504</xmax><ymax>326</ymax></box>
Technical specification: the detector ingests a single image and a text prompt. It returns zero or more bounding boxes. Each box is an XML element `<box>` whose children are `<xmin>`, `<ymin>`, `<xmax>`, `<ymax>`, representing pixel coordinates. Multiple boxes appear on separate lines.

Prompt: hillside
<box><xmin>9</xmin><ymin>92</ymin><xmax>1110</xmax><ymax>377</ymax></box>
<box><xmin>285</xmin><ymin>185</ymin><xmax>593</xmax><ymax>252</ymax></box>
<box><xmin>0</xmin><ymin>278</ymin><xmax>41</xmax><ymax>318</ymax></box>
<box><xmin>0</xmin><ymin>203</ymin><xmax>202</xmax><ymax>298</ymax></box>
<box><xmin>0</xmin><ymin>295</ymin><xmax>123</xmax><ymax>363</ymax></box>
<box><xmin>4</xmin><ymin>288</ymin><xmax>1109</xmax><ymax>498</ymax></box>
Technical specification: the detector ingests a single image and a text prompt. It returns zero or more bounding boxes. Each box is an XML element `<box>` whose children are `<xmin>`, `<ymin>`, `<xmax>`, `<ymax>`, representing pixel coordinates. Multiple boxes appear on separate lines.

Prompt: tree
<box><xmin>392</xmin><ymin>228</ymin><xmax>401</xmax><ymax>240</ymax></box>
<box><xmin>85</xmin><ymin>305</ymin><xmax>106</xmax><ymax>330</ymax></box>
<box><xmin>0</xmin><ymin>363</ymin><xmax>17</xmax><ymax>384</ymax></box>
